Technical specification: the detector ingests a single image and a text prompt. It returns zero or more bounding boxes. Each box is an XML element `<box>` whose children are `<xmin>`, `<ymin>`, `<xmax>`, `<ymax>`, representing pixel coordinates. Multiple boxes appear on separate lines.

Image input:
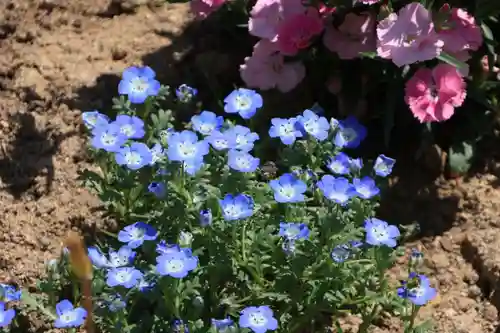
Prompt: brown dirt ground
<box><xmin>1</xmin><ymin>0</ymin><xmax>500</xmax><ymax>332</ymax></box>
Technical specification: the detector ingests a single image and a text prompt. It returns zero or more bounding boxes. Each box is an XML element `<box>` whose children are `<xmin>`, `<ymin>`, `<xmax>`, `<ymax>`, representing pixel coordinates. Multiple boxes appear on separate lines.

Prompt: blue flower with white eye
<box><xmin>148</xmin><ymin>182</ymin><xmax>166</xmax><ymax>198</ymax></box>
<box><xmin>87</xmin><ymin>247</ymin><xmax>109</xmax><ymax>268</ymax></box>
<box><xmin>228</xmin><ymin>150</ymin><xmax>260</xmax><ymax>173</ymax></box>
<box><xmin>334</xmin><ymin>116</ymin><xmax>367</xmax><ymax>149</ymax></box>
<box><xmin>150</xmin><ymin>143</ymin><xmax>165</xmax><ymax>165</ymax></box>
<box><xmin>156</xmin><ymin>249</ymin><xmax>198</xmax><ymax>278</ymax></box>
<box><xmin>191</xmin><ymin>111</ymin><xmax>223</xmax><ymax>136</ymax></box>
<box><xmin>113</xmin><ymin>115</ymin><xmax>145</xmax><ymax>139</ymax></box>
<box><xmin>182</xmin><ymin>158</ymin><xmax>204</xmax><ymax>176</ymax></box>
<box><xmin>0</xmin><ymin>284</ymin><xmax>20</xmax><ymax>302</ymax></box>
<box><xmin>118</xmin><ymin>222</ymin><xmax>158</xmax><ymax>249</ymax></box>
<box><xmin>353</xmin><ymin>176</ymin><xmax>380</xmax><ymax>199</ymax></box>
<box><xmin>239</xmin><ymin>306</ymin><xmax>278</xmax><ymax>333</ymax></box>
<box><xmin>0</xmin><ymin>303</ymin><xmax>14</xmax><ymax>328</ymax></box>
<box><xmin>167</xmin><ymin>130</ymin><xmax>209</xmax><ymax>162</ymax></box>
<box><xmin>269</xmin><ymin>118</ymin><xmax>303</xmax><ymax>145</ymax></box>
<box><xmin>118</xmin><ymin>66</ymin><xmax>161</xmax><ymax>104</ymax></box>
<box><xmin>54</xmin><ymin>300</ymin><xmax>87</xmax><ymax>328</ymax></box>
<box><xmin>373</xmin><ymin>154</ymin><xmax>396</xmax><ymax>177</ymax></box>
<box><xmin>316</xmin><ymin>175</ymin><xmax>356</xmax><ymax>205</ymax></box>
<box><xmin>212</xmin><ymin>318</ymin><xmax>234</xmax><ymax>331</ymax></box>
<box><xmin>136</xmin><ymin>276</ymin><xmax>155</xmax><ymax>292</ymax></box>
<box><xmin>82</xmin><ymin>110</ymin><xmax>109</xmax><ymax>131</ymax></box>
<box><xmin>219</xmin><ymin>194</ymin><xmax>254</xmax><ymax>221</ymax></box>
<box><xmin>269</xmin><ymin>173</ymin><xmax>307</xmax><ymax>203</ymax></box>
<box><xmin>115</xmin><ymin>142</ymin><xmax>153</xmax><ymax>170</ymax></box>
<box><xmin>349</xmin><ymin>157</ymin><xmax>363</xmax><ymax>173</ymax></box>
<box><xmin>107</xmin><ymin>246</ymin><xmax>136</xmax><ymax>268</ymax></box>
<box><xmin>398</xmin><ymin>274</ymin><xmax>437</xmax><ymax>306</ymax></box>
<box><xmin>176</xmin><ymin>84</ymin><xmax>198</xmax><ymax>103</ymax></box>
<box><xmin>296</xmin><ymin>109</ymin><xmax>330</xmax><ymax>141</ymax></box>
<box><xmin>364</xmin><ymin>218</ymin><xmax>400</xmax><ymax>248</ymax></box>
<box><xmin>331</xmin><ymin>241</ymin><xmax>363</xmax><ymax>263</ymax></box>
<box><xmin>207</xmin><ymin>130</ymin><xmax>231</xmax><ymax>151</ymax></box>
<box><xmin>279</xmin><ymin>223</ymin><xmax>310</xmax><ymax>241</ymax></box>
<box><xmin>226</xmin><ymin>125</ymin><xmax>260</xmax><ymax>152</ymax></box>
<box><xmin>91</xmin><ymin>123</ymin><xmax>127</xmax><ymax>152</ymax></box>
<box><xmin>326</xmin><ymin>152</ymin><xmax>351</xmax><ymax>175</ymax></box>
<box><xmin>199</xmin><ymin>209</ymin><xmax>212</xmax><ymax>226</ymax></box>
<box><xmin>106</xmin><ymin>267</ymin><xmax>143</xmax><ymax>288</ymax></box>
<box><xmin>224</xmin><ymin>88</ymin><xmax>263</xmax><ymax>119</ymax></box>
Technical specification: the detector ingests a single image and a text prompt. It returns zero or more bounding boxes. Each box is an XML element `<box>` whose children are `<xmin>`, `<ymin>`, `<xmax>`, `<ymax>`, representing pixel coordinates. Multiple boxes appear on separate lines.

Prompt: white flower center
<box><xmin>372</xmin><ymin>226</ymin><xmax>388</xmax><ymax>241</ymax></box>
<box><xmin>101</xmin><ymin>133</ymin><xmax>117</xmax><ymax>146</ymax></box>
<box><xmin>249</xmin><ymin>312</ymin><xmax>267</xmax><ymax>327</ymax></box>
<box><xmin>60</xmin><ymin>311</ymin><xmax>77</xmax><ymax>323</ymax></box>
<box><xmin>115</xmin><ymin>270</ymin><xmax>132</xmax><ymax>283</ymax></box>
<box><xmin>166</xmin><ymin>259</ymin><xmax>185</xmax><ymax>273</ymax></box>
<box><xmin>178</xmin><ymin>142</ymin><xmax>196</xmax><ymax>158</ymax></box>
<box><xmin>199</xmin><ymin>123</ymin><xmax>213</xmax><ymax>135</ymax></box>
<box><xmin>340</xmin><ymin>128</ymin><xmax>357</xmax><ymax>142</ymax></box>
<box><xmin>214</xmin><ymin>139</ymin><xmax>228</xmax><ymax>149</ymax></box>
<box><xmin>278</xmin><ymin>123</ymin><xmax>295</xmax><ymax>136</ymax></box>
<box><xmin>329</xmin><ymin>161</ymin><xmax>344</xmax><ymax>173</ymax></box>
<box><xmin>279</xmin><ymin>185</ymin><xmax>295</xmax><ymax>199</ymax></box>
<box><xmin>224</xmin><ymin>204</ymin><xmax>242</xmax><ymax>218</ymax></box>
<box><xmin>285</xmin><ymin>227</ymin><xmax>300</xmax><ymax>239</ymax></box>
<box><xmin>109</xmin><ymin>253</ymin><xmax>128</xmax><ymax>267</ymax></box>
<box><xmin>410</xmin><ymin>287</ymin><xmax>425</xmax><ymax>297</ymax></box>
<box><xmin>303</xmin><ymin>120</ymin><xmax>318</xmax><ymax>134</ymax></box>
<box><xmin>120</xmin><ymin>124</ymin><xmax>135</xmax><ymax>137</ymax></box>
<box><xmin>124</xmin><ymin>151</ymin><xmax>142</xmax><ymax>165</ymax></box>
<box><xmin>235</xmin><ymin>95</ymin><xmax>251</xmax><ymax>110</ymax></box>
<box><xmin>131</xmin><ymin>77</ymin><xmax>149</xmax><ymax>93</ymax></box>
<box><xmin>130</xmin><ymin>227</ymin><xmax>145</xmax><ymax>240</ymax></box>
<box><xmin>356</xmin><ymin>185</ymin><xmax>371</xmax><ymax>197</ymax></box>
<box><xmin>236</xmin><ymin>156</ymin><xmax>250</xmax><ymax>169</ymax></box>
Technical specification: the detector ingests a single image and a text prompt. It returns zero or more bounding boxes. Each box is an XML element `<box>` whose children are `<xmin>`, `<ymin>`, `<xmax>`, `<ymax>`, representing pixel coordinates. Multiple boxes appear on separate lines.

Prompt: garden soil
<box><xmin>0</xmin><ymin>0</ymin><xmax>500</xmax><ymax>332</ymax></box>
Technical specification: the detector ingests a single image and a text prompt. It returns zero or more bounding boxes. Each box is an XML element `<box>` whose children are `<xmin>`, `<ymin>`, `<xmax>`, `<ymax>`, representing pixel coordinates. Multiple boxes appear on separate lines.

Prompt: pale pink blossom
<box><xmin>435</xmin><ymin>7</ymin><xmax>483</xmax><ymax>54</ymax></box>
<box><xmin>240</xmin><ymin>40</ymin><xmax>306</xmax><ymax>92</ymax></box>
<box><xmin>376</xmin><ymin>2</ymin><xmax>444</xmax><ymax>67</ymax></box>
<box><xmin>323</xmin><ymin>12</ymin><xmax>376</xmax><ymax>59</ymax></box>
<box><xmin>405</xmin><ymin>63</ymin><xmax>466</xmax><ymax>123</ymax></box>
<box><xmin>190</xmin><ymin>0</ymin><xmax>225</xmax><ymax>19</ymax></box>
<box><xmin>276</xmin><ymin>8</ymin><xmax>324</xmax><ymax>55</ymax></box>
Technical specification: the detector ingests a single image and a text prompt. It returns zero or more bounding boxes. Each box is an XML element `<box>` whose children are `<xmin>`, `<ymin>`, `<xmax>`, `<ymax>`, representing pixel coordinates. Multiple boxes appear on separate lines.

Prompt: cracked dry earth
<box><xmin>1</xmin><ymin>0</ymin><xmax>500</xmax><ymax>332</ymax></box>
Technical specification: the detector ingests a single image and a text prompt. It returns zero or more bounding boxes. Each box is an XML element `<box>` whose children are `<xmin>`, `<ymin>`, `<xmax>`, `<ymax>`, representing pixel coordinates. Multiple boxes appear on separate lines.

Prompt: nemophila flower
<box><xmin>82</xmin><ymin>110</ymin><xmax>109</xmax><ymax>131</ymax></box>
<box><xmin>199</xmin><ymin>209</ymin><xmax>212</xmax><ymax>226</ymax></box>
<box><xmin>410</xmin><ymin>248</ymin><xmax>424</xmax><ymax>266</ymax></box>
<box><xmin>350</xmin><ymin>157</ymin><xmax>363</xmax><ymax>173</ymax></box>
<box><xmin>207</xmin><ymin>130</ymin><xmax>231</xmax><ymax>151</ymax></box>
<box><xmin>167</xmin><ymin>130</ymin><xmax>209</xmax><ymax>162</ymax></box>
<box><xmin>176</xmin><ymin>84</ymin><xmax>198</xmax><ymax>103</ymax></box>
<box><xmin>228</xmin><ymin>150</ymin><xmax>260</xmax><ymax>173</ymax></box>
<box><xmin>113</xmin><ymin>115</ymin><xmax>145</xmax><ymax>139</ymax></box>
<box><xmin>182</xmin><ymin>158</ymin><xmax>204</xmax><ymax>176</ymax></box>
<box><xmin>172</xmin><ymin>319</ymin><xmax>190</xmax><ymax>333</ymax></box>
<box><xmin>212</xmin><ymin>318</ymin><xmax>234</xmax><ymax>331</ymax></box>
<box><xmin>398</xmin><ymin>274</ymin><xmax>437</xmax><ymax>306</ymax></box>
<box><xmin>0</xmin><ymin>284</ymin><xmax>21</xmax><ymax>302</ymax></box>
<box><xmin>115</xmin><ymin>142</ymin><xmax>153</xmax><ymax>170</ymax></box>
<box><xmin>373</xmin><ymin>154</ymin><xmax>395</xmax><ymax>177</ymax></box>
<box><xmin>156</xmin><ymin>249</ymin><xmax>199</xmax><ymax>278</ymax></box>
<box><xmin>239</xmin><ymin>306</ymin><xmax>278</xmax><ymax>333</ymax></box>
<box><xmin>405</xmin><ymin>63</ymin><xmax>466</xmax><ymax>123</ymax></box>
<box><xmin>240</xmin><ymin>39</ymin><xmax>306</xmax><ymax>93</ymax></box>
<box><xmin>326</xmin><ymin>152</ymin><xmax>351</xmax><ymax>175</ymax></box>
<box><xmin>334</xmin><ymin>116</ymin><xmax>367</xmax><ymax>149</ymax></box>
<box><xmin>136</xmin><ymin>276</ymin><xmax>155</xmax><ymax>292</ymax></box>
<box><xmin>316</xmin><ymin>175</ymin><xmax>356</xmax><ymax>205</ymax></box>
<box><xmin>54</xmin><ymin>300</ymin><xmax>87</xmax><ymax>328</ymax></box>
<box><xmin>87</xmin><ymin>247</ymin><xmax>110</xmax><ymax>268</ymax></box>
<box><xmin>279</xmin><ymin>222</ymin><xmax>310</xmax><ymax>241</ymax></box>
<box><xmin>106</xmin><ymin>267</ymin><xmax>143</xmax><ymax>288</ymax></box>
<box><xmin>156</xmin><ymin>241</ymin><xmax>181</xmax><ymax>255</ymax></box>
<box><xmin>91</xmin><ymin>123</ymin><xmax>127</xmax><ymax>153</ymax></box>
<box><xmin>269</xmin><ymin>117</ymin><xmax>303</xmax><ymax>145</ymax></box>
<box><xmin>219</xmin><ymin>194</ymin><xmax>254</xmax><ymax>221</ymax></box>
<box><xmin>296</xmin><ymin>109</ymin><xmax>330</xmax><ymax>141</ymax></box>
<box><xmin>224</xmin><ymin>88</ymin><xmax>263</xmax><ymax>119</ymax></box>
<box><xmin>364</xmin><ymin>218</ymin><xmax>400</xmax><ymax>247</ymax></box>
<box><xmin>269</xmin><ymin>173</ymin><xmax>307</xmax><ymax>203</ymax></box>
<box><xmin>118</xmin><ymin>222</ymin><xmax>158</xmax><ymax>249</ymax></box>
<box><xmin>0</xmin><ymin>302</ymin><xmax>14</xmax><ymax>328</ymax></box>
<box><xmin>118</xmin><ymin>66</ymin><xmax>161</xmax><ymax>104</ymax></box>
<box><xmin>435</xmin><ymin>7</ymin><xmax>482</xmax><ymax>55</ymax></box>
<box><xmin>148</xmin><ymin>182</ymin><xmax>167</xmax><ymax>198</ymax></box>
<box><xmin>108</xmin><ymin>246</ymin><xmax>136</xmax><ymax>268</ymax></box>
<box><xmin>190</xmin><ymin>0</ymin><xmax>225</xmax><ymax>20</ymax></box>
<box><xmin>331</xmin><ymin>241</ymin><xmax>363</xmax><ymax>263</ymax></box>
<box><xmin>277</xmin><ymin>8</ymin><xmax>323</xmax><ymax>56</ymax></box>
<box><xmin>150</xmin><ymin>143</ymin><xmax>165</xmax><ymax>165</ymax></box>
<box><xmin>191</xmin><ymin>111</ymin><xmax>223</xmax><ymax>136</ymax></box>
<box><xmin>226</xmin><ymin>125</ymin><xmax>260</xmax><ymax>152</ymax></box>
<box><xmin>353</xmin><ymin>176</ymin><xmax>380</xmax><ymax>199</ymax></box>
<box><xmin>376</xmin><ymin>2</ymin><xmax>443</xmax><ymax>67</ymax></box>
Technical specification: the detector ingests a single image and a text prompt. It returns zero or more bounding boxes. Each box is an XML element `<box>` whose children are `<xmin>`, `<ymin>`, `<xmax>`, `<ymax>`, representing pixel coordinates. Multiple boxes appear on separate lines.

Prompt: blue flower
<box><xmin>207</xmin><ymin>130</ymin><xmax>231</xmax><ymax>151</ymax></box>
<box><xmin>0</xmin><ymin>302</ymin><xmax>15</xmax><ymax>328</ymax></box>
<box><xmin>82</xmin><ymin>110</ymin><xmax>109</xmax><ymax>131</ymax></box>
<box><xmin>349</xmin><ymin>157</ymin><xmax>363</xmax><ymax>173</ymax></box>
<box><xmin>353</xmin><ymin>176</ymin><xmax>380</xmax><ymax>199</ymax></box>
<box><xmin>113</xmin><ymin>115</ymin><xmax>145</xmax><ymax>139</ymax></box>
<box><xmin>0</xmin><ymin>284</ymin><xmax>20</xmax><ymax>302</ymax></box>
<box><xmin>269</xmin><ymin>173</ymin><xmax>307</xmax><ymax>203</ymax></box>
<box><xmin>136</xmin><ymin>276</ymin><xmax>156</xmax><ymax>292</ymax></box>
<box><xmin>167</xmin><ymin>130</ymin><xmax>209</xmax><ymax>162</ymax></box>
<box><xmin>334</xmin><ymin>116</ymin><xmax>367</xmax><ymax>149</ymax></box>
<box><xmin>118</xmin><ymin>66</ymin><xmax>161</xmax><ymax>104</ymax></box>
<box><xmin>296</xmin><ymin>109</ymin><xmax>330</xmax><ymax>141</ymax></box>
<box><xmin>225</xmin><ymin>125</ymin><xmax>260</xmax><ymax>152</ymax></box>
<box><xmin>228</xmin><ymin>150</ymin><xmax>260</xmax><ymax>173</ymax></box>
<box><xmin>91</xmin><ymin>123</ymin><xmax>127</xmax><ymax>152</ymax></box>
<box><xmin>279</xmin><ymin>223</ymin><xmax>310</xmax><ymax>241</ymax></box>
<box><xmin>373</xmin><ymin>154</ymin><xmax>395</xmax><ymax>177</ymax></box>
<box><xmin>87</xmin><ymin>247</ymin><xmax>110</xmax><ymax>268</ymax></box>
<box><xmin>191</xmin><ymin>111</ymin><xmax>223</xmax><ymax>136</ymax></box>
<box><xmin>398</xmin><ymin>275</ymin><xmax>437</xmax><ymax>306</ymax></box>
<box><xmin>107</xmin><ymin>246</ymin><xmax>137</xmax><ymax>268</ymax></box>
<box><xmin>156</xmin><ymin>249</ymin><xmax>198</xmax><ymax>278</ymax></box>
<box><xmin>150</xmin><ymin>143</ymin><xmax>165</xmax><ymax>165</ymax></box>
<box><xmin>54</xmin><ymin>299</ymin><xmax>87</xmax><ymax>328</ymax></box>
<box><xmin>219</xmin><ymin>194</ymin><xmax>254</xmax><ymax>221</ymax></box>
<box><xmin>115</xmin><ymin>142</ymin><xmax>153</xmax><ymax>170</ymax></box>
<box><xmin>364</xmin><ymin>218</ymin><xmax>400</xmax><ymax>248</ymax></box>
<box><xmin>409</xmin><ymin>248</ymin><xmax>424</xmax><ymax>266</ymax></box>
<box><xmin>176</xmin><ymin>84</ymin><xmax>198</xmax><ymax>103</ymax></box>
<box><xmin>239</xmin><ymin>306</ymin><xmax>278</xmax><ymax>333</ymax></box>
<box><xmin>331</xmin><ymin>241</ymin><xmax>363</xmax><ymax>263</ymax></box>
<box><xmin>269</xmin><ymin>118</ymin><xmax>303</xmax><ymax>145</ymax></box>
<box><xmin>118</xmin><ymin>222</ymin><xmax>158</xmax><ymax>249</ymax></box>
<box><xmin>106</xmin><ymin>267</ymin><xmax>143</xmax><ymax>288</ymax></box>
<box><xmin>148</xmin><ymin>182</ymin><xmax>167</xmax><ymax>198</ymax></box>
<box><xmin>326</xmin><ymin>153</ymin><xmax>351</xmax><ymax>175</ymax></box>
<box><xmin>199</xmin><ymin>209</ymin><xmax>212</xmax><ymax>226</ymax></box>
<box><xmin>182</xmin><ymin>158</ymin><xmax>204</xmax><ymax>176</ymax></box>
<box><xmin>212</xmin><ymin>318</ymin><xmax>234</xmax><ymax>331</ymax></box>
<box><xmin>224</xmin><ymin>88</ymin><xmax>263</xmax><ymax>119</ymax></box>
<box><xmin>316</xmin><ymin>175</ymin><xmax>355</xmax><ymax>205</ymax></box>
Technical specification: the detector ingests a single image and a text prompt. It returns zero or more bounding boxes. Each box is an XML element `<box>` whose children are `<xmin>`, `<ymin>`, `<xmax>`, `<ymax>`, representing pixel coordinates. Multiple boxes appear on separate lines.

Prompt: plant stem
<box><xmin>241</xmin><ymin>222</ymin><xmax>247</xmax><ymax>263</ymax></box>
<box><xmin>404</xmin><ymin>304</ymin><xmax>419</xmax><ymax>333</ymax></box>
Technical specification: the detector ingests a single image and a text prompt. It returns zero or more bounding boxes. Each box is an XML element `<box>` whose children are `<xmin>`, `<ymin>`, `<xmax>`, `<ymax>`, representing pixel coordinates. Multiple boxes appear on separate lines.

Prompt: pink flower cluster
<box><xmin>190</xmin><ymin>0</ymin><xmax>225</xmax><ymax>19</ymax></box>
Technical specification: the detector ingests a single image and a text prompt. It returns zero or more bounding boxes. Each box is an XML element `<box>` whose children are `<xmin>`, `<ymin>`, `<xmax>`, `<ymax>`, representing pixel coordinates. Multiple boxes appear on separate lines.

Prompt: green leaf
<box><xmin>437</xmin><ymin>52</ymin><xmax>467</xmax><ymax>69</ymax></box>
<box><xmin>448</xmin><ymin>141</ymin><xmax>475</xmax><ymax>174</ymax></box>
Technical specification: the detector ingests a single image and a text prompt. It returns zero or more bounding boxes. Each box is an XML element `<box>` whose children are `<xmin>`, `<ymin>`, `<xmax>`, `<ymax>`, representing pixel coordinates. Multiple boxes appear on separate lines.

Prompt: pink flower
<box><xmin>240</xmin><ymin>40</ymin><xmax>306</xmax><ymax>92</ymax></box>
<box><xmin>276</xmin><ymin>8</ymin><xmax>324</xmax><ymax>55</ymax></box>
<box><xmin>405</xmin><ymin>63</ymin><xmax>466</xmax><ymax>123</ymax></box>
<box><xmin>248</xmin><ymin>0</ymin><xmax>305</xmax><ymax>41</ymax></box>
<box><xmin>435</xmin><ymin>7</ymin><xmax>483</xmax><ymax>54</ymax></box>
<box><xmin>358</xmin><ymin>0</ymin><xmax>380</xmax><ymax>4</ymax></box>
<box><xmin>376</xmin><ymin>2</ymin><xmax>444</xmax><ymax>67</ymax></box>
<box><xmin>190</xmin><ymin>0</ymin><xmax>225</xmax><ymax>19</ymax></box>
<box><xmin>323</xmin><ymin>12</ymin><xmax>376</xmax><ymax>59</ymax></box>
